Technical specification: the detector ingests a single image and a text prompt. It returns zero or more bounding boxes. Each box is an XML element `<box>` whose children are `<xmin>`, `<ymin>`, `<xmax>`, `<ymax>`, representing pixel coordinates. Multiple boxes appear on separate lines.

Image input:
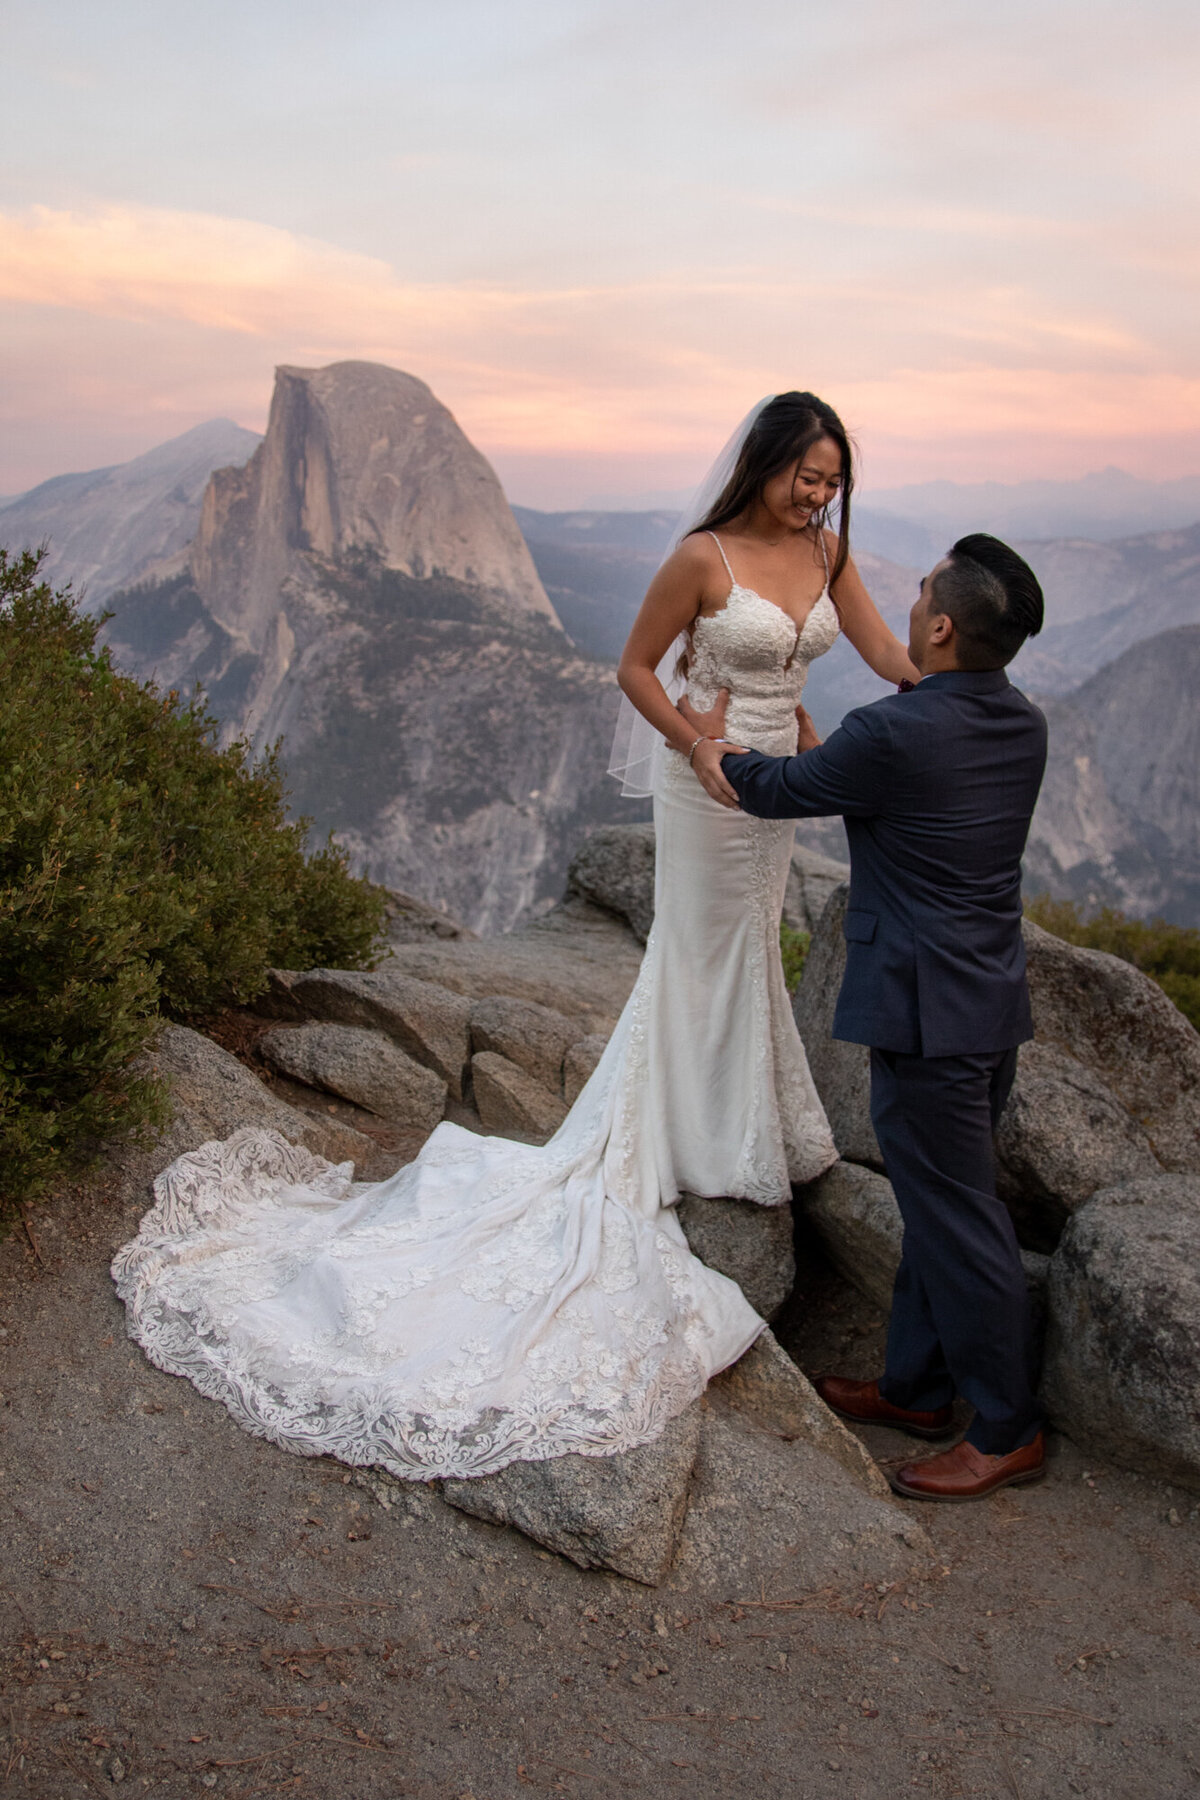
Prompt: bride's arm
<box><xmin>617</xmin><ymin>536</ymin><xmax>743</xmax><ymax>808</ymax></box>
<box><xmin>617</xmin><ymin>536</ymin><xmax>716</xmax><ymax>759</ymax></box>
<box><xmin>827</xmin><ymin>534</ymin><xmax>921</xmax><ymax>687</ymax></box>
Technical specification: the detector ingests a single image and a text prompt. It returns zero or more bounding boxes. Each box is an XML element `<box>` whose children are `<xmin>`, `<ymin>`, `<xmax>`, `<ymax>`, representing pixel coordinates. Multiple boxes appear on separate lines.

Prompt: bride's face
<box><xmin>758</xmin><ymin>435</ymin><xmax>844</xmax><ymax>532</ymax></box>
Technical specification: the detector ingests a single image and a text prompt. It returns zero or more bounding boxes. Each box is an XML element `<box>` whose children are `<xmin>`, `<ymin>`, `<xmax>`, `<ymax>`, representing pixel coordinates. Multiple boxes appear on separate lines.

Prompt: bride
<box><xmin>113</xmin><ymin>392</ymin><xmax>919</xmax><ymax>1481</ymax></box>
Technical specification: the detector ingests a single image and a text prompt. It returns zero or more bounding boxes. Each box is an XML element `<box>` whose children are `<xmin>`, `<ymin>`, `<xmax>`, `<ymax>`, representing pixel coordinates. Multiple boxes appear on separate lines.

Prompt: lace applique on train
<box><xmin>113</xmin><ymin>532</ymin><xmax>840</xmax><ymax>1484</ymax></box>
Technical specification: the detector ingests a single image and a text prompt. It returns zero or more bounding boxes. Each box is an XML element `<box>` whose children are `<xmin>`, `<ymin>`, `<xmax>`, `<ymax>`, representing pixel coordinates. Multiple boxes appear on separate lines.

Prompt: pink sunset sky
<box><xmin>2</xmin><ymin>0</ymin><xmax>1198</xmax><ymax>507</ymax></box>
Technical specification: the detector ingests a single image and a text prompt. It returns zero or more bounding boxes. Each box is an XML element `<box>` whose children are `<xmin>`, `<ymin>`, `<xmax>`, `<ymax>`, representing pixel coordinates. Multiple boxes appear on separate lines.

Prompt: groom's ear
<box><xmin>928</xmin><ymin>610</ymin><xmax>955</xmax><ymax>648</ymax></box>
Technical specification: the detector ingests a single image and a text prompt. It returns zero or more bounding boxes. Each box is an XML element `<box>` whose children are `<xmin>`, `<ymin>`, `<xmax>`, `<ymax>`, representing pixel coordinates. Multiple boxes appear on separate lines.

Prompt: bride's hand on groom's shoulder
<box><xmin>677</xmin><ymin>691</ymin><xmax>748</xmax><ymax>809</ymax></box>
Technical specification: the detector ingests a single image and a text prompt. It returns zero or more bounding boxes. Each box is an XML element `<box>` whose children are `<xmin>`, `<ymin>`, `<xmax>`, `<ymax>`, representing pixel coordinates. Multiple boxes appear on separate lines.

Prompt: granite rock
<box><xmin>567</xmin><ymin>823</ymin><xmax>657</xmax><ymax>944</ymax></box>
<box><xmin>444</xmin><ymin>1332</ymin><xmax>929</xmax><ymax>1588</ymax></box>
<box><xmin>470</xmin><ymin>1051</ymin><xmax>568</xmax><ymax>1140</ymax></box>
<box><xmin>563</xmin><ymin>1034</ymin><xmax>608</xmax><ymax>1105</ymax></box>
<box><xmin>675</xmin><ymin>1193</ymin><xmax>796</xmax><ymax>1322</ymax></box>
<box><xmin>668</xmin><ymin>1399</ymin><xmax>930</xmax><ymax>1597</ymax></box>
<box><xmin>261</xmin><ymin>967</ymin><xmax>472</xmax><ymax>1099</ymax></box>
<box><xmin>469</xmin><ymin>995</ymin><xmax>583</xmax><ymax>1094</ymax></box>
<box><xmin>711</xmin><ymin>1328</ymin><xmax>891</xmax><ymax>1495</ymax></box>
<box><xmin>790</xmin><ymin>886</ymin><xmax>882</xmax><ymax>1169</ymax></box>
<box><xmin>783</xmin><ymin>844</ymin><xmax>852</xmax><ymax>934</ymax></box>
<box><xmin>144</xmin><ymin>1023</ymin><xmax>382</xmax><ymax>1174</ymax></box>
<box><xmin>1043</xmin><ymin>1174</ymin><xmax>1200</xmax><ymax>1491</ymax></box>
<box><xmin>792</xmin><ymin>889</ymin><xmax>1196</xmax><ymax>1245</ymax></box>
<box><xmin>1021</xmin><ymin>920</ymin><xmax>1200</xmax><ymax>1175</ymax></box>
<box><xmin>798</xmin><ymin>1161</ymin><xmax>904</xmax><ymax>1313</ymax></box>
<box><xmin>994</xmin><ymin>1041</ymin><xmax>1162</xmax><ymax>1251</ymax></box>
<box><xmin>441</xmin><ymin>1406</ymin><xmax>703</xmax><ymax>1586</ymax></box>
<box><xmin>258</xmin><ymin>1022</ymin><xmax>446</xmax><ymax>1129</ymax></box>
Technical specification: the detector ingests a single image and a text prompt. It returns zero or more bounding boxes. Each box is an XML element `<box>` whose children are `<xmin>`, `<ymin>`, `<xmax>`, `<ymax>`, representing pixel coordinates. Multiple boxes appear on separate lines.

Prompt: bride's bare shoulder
<box><xmin>660</xmin><ymin>530</ymin><xmax>724</xmax><ymax>584</ymax></box>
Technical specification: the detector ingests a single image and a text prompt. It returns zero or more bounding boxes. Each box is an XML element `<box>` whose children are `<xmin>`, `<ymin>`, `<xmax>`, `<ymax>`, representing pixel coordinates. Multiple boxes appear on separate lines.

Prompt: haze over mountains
<box><xmin>857</xmin><ymin>468</ymin><xmax>1200</xmax><ymax>562</ymax></box>
<box><xmin>0</xmin><ymin>419</ymin><xmax>262</xmax><ymax>604</ymax></box>
<box><xmin>3</xmin><ymin>375</ymin><xmax>1199</xmax><ymax>927</ymax></box>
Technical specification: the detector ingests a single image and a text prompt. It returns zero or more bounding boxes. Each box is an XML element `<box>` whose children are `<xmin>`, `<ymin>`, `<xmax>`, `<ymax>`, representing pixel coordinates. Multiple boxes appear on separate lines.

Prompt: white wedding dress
<box><xmin>113</xmin><ymin>534</ymin><xmax>840</xmax><ymax>1481</ymax></box>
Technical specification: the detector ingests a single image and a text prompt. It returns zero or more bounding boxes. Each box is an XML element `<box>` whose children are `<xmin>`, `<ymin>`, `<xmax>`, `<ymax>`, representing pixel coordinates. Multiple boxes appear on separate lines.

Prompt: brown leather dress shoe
<box><xmin>813</xmin><ymin>1375</ymin><xmax>956</xmax><ymax>1440</ymax></box>
<box><xmin>889</xmin><ymin>1433</ymin><xmax>1046</xmax><ymax>1502</ymax></box>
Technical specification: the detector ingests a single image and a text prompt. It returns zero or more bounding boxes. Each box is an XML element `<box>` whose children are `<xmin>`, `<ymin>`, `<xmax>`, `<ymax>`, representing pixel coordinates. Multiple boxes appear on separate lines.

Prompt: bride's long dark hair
<box><xmin>692</xmin><ymin>392</ymin><xmax>855</xmax><ymax>587</ymax></box>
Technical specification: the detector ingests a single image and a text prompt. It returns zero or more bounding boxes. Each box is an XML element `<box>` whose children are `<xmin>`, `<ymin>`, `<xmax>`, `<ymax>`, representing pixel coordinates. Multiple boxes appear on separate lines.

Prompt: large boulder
<box><xmin>791</xmin><ymin>887</ymin><xmax>882</xmax><ymax>1169</ymax></box>
<box><xmin>470</xmin><ymin>1051</ymin><xmax>568</xmax><ymax>1140</ymax></box>
<box><xmin>443</xmin><ymin>1330</ymin><xmax>928</xmax><ymax>1588</ymax></box>
<box><xmin>442</xmin><ymin>1406</ymin><xmax>703</xmax><ymax>1586</ymax></box>
<box><xmin>783</xmin><ymin>844</ymin><xmax>852</xmax><ymax>934</ymax></box>
<box><xmin>799</xmin><ymin>1161</ymin><xmax>903</xmax><ymax>1312</ymax></box>
<box><xmin>1043</xmin><ymin>1174</ymin><xmax>1200</xmax><ymax>1491</ymax></box>
<box><xmin>144</xmin><ymin>1023</ymin><xmax>389</xmax><ymax>1176</ymax></box>
<box><xmin>378</xmin><ymin>898</ymin><xmax>642</xmax><ymax>1032</ymax></box>
<box><xmin>1021</xmin><ymin>920</ymin><xmax>1200</xmax><ymax>1174</ymax></box>
<box><xmin>469</xmin><ymin>995</ymin><xmax>583</xmax><ymax>1094</ymax></box>
<box><xmin>711</xmin><ymin>1327</ymin><xmax>890</xmax><ymax>1495</ymax></box>
<box><xmin>258</xmin><ymin>1022</ymin><xmax>446</xmax><ymax>1129</ymax></box>
<box><xmin>259</xmin><ymin>967</ymin><xmax>472</xmax><ymax>1099</ymax></box>
<box><xmin>567</xmin><ymin>823</ymin><xmax>850</xmax><ymax>947</ymax></box>
<box><xmin>993</xmin><ymin>1041</ymin><xmax>1161</xmax><ymax>1250</ymax></box>
<box><xmin>675</xmin><ymin>1193</ymin><xmax>795</xmax><ymax>1321</ymax></box>
<box><xmin>792</xmin><ymin>888</ymin><xmax>1197</xmax><ymax>1246</ymax></box>
<box><xmin>798</xmin><ymin>1160</ymin><xmax>1049</xmax><ymax>1337</ymax></box>
<box><xmin>567</xmin><ymin>823</ymin><xmax>657</xmax><ymax>944</ymax></box>
<box><xmin>669</xmin><ymin>1397</ymin><xmax>928</xmax><ymax>1597</ymax></box>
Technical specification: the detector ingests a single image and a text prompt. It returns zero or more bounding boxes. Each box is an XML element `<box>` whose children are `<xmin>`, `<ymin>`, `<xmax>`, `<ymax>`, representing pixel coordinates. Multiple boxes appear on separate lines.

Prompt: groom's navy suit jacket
<box><xmin>723</xmin><ymin>670</ymin><xmax>1048</xmax><ymax>1058</ymax></box>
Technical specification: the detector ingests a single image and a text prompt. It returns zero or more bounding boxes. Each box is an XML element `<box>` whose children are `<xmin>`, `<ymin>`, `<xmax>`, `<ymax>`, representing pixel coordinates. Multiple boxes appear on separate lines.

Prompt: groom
<box><xmin>686</xmin><ymin>534</ymin><xmax>1048</xmax><ymax>1501</ymax></box>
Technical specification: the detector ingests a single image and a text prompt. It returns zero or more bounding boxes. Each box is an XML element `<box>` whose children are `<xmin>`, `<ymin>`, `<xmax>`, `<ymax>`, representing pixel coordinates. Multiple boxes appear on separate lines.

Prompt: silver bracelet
<box><xmin>687</xmin><ymin>735</ymin><xmax>706</xmax><ymax>765</ymax></box>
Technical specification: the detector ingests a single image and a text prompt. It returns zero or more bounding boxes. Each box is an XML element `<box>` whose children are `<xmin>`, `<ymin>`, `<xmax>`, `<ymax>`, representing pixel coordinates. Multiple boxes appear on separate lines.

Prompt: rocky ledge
<box><xmin>136</xmin><ymin>826</ymin><xmax>1200</xmax><ymax>1595</ymax></box>
<box><xmin>136</xmin><ymin>842</ymin><xmax>932</xmax><ymax>1585</ymax></box>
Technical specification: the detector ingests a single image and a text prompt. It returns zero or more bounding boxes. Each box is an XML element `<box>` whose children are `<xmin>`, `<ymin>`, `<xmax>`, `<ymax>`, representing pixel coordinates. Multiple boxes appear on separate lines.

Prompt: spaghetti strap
<box><xmin>817</xmin><ymin>526</ymin><xmax>831</xmax><ymax>588</ymax></box>
<box><xmin>706</xmin><ymin>531</ymin><xmax>736</xmax><ymax>585</ymax></box>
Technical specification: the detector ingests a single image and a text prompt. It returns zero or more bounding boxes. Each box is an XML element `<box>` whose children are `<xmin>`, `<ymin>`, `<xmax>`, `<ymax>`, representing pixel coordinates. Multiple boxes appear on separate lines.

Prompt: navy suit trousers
<box><xmin>870</xmin><ymin>1047</ymin><xmax>1043</xmax><ymax>1455</ymax></box>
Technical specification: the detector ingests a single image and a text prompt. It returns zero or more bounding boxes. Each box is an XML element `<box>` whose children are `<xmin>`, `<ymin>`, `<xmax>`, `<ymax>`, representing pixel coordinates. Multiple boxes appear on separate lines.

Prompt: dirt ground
<box><xmin>3</xmin><ymin>1161</ymin><xmax>1199</xmax><ymax>1800</ymax></box>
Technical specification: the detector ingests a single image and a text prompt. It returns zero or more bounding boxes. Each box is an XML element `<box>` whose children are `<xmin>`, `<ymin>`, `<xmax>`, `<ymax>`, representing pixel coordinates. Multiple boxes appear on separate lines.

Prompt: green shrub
<box><xmin>779</xmin><ymin>921</ymin><xmax>811</xmax><ymax>995</ymax></box>
<box><xmin>0</xmin><ymin>548</ymin><xmax>386</xmax><ymax>1211</ymax></box>
<box><xmin>1025</xmin><ymin>894</ymin><xmax>1200</xmax><ymax>1032</ymax></box>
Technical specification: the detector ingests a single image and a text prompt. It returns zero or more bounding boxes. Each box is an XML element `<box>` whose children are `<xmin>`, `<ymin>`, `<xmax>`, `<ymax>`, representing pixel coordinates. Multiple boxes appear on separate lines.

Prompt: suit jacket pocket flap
<box><xmin>843</xmin><ymin>909</ymin><xmax>878</xmax><ymax>944</ymax></box>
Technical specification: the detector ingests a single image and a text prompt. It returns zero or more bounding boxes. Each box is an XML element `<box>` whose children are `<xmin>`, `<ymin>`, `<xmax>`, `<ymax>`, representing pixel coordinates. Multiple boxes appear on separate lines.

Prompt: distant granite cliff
<box><xmin>0</xmin><ymin>419</ymin><xmax>261</xmax><ymax>604</ymax></box>
<box><xmin>1024</xmin><ymin>625</ymin><xmax>1200</xmax><ymax>925</ymax></box>
<box><xmin>101</xmin><ymin>363</ymin><xmax>635</xmax><ymax>933</ymax></box>
<box><xmin>1011</xmin><ymin>524</ymin><xmax>1200</xmax><ymax>696</ymax></box>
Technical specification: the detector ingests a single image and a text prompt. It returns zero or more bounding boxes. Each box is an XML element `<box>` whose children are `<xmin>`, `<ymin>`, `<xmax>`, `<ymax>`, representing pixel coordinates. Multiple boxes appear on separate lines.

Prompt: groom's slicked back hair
<box><xmin>693</xmin><ymin>391</ymin><xmax>856</xmax><ymax>587</ymax></box>
<box><xmin>932</xmin><ymin>534</ymin><xmax>1045</xmax><ymax>670</ymax></box>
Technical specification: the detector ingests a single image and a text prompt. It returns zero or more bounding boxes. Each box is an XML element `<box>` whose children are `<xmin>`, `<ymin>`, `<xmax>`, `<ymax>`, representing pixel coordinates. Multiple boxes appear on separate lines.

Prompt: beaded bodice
<box><xmin>679</xmin><ymin>535</ymin><xmax>841</xmax><ymax>760</ymax></box>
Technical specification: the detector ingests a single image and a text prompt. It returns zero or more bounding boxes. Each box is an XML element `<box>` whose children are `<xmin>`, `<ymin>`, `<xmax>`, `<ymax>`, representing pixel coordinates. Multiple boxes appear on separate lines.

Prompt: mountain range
<box><xmin>10</xmin><ymin>365</ymin><xmax>637</xmax><ymax>934</ymax></box>
<box><xmin>0</xmin><ymin>419</ymin><xmax>262</xmax><ymax>604</ymax></box>
<box><xmin>3</xmin><ymin>389</ymin><xmax>1199</xmax><ymax>927</ymax></box>
<box><xmin>858</xmin><ymin>467</ymin><xmax>1200</xmax><ymax>556</ymax></box>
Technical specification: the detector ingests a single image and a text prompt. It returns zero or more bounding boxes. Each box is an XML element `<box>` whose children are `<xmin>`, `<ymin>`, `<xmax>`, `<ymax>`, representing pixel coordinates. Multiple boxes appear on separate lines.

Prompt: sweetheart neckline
<box><xmin>695</xmin><ymin>583</ymin><xmax>837</xmax><ymax>648</ymax></box>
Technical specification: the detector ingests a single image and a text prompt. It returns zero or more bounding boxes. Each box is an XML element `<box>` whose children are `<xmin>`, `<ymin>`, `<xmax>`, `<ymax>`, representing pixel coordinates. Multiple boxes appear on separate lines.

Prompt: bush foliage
<box><xmin>0</xmin><ymin>548</ymin><xmax>386</xmax><ymax>1210</ymax></box>
<box><xmin>1025</xmin><ymin>893</ymin><xmax>1200</xmax><ymax>1032</ymax></box>
<box><xmin>779</xmin><ymin>922</ymin><xmax>811</xmax><ymax>995</ymax></box>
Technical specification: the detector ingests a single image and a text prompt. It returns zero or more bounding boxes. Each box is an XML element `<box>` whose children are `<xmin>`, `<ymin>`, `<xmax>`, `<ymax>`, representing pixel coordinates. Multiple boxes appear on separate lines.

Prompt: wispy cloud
<box><xmin>0</xmin><ymin>202</ymin><xmax>1178</xmax><ymax>478</ymax></box>
<box><xmin>2</xmin><ymin>0</ymin><xmax>1198</xmax><ymax>502</ymax></box>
